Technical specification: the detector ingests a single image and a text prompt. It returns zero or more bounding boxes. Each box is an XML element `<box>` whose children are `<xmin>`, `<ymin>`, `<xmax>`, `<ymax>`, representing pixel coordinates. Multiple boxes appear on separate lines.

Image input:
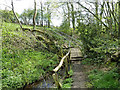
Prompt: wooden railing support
<box><xmin>52</xmin><ymin>50</ymin><xmax>70</xmax><ymax>88</ymax></box>
<box><xmin>65</xmin><ymin>58</ymin><xmax>69</xmax><ymax>76</ymax></box>
<box><xmin>53</xmin><ymin>50</ymin><xmax>70</xmax><ymax>72</ymax></box>
<box><xmin>52</xmin><ymin>73</ymin><xmax>62</xmax><ymax>88</ymax></box>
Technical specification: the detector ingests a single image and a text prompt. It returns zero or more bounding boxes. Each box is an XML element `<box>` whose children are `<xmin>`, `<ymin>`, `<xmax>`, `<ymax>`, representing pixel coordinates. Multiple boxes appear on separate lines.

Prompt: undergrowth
<box><xmin>82</xmin><ymin>58</ymin><xmax>120</xmax><ymax>88</ymax></box>
<box><xmin>1</xmin><ymin>22</ymin><xmax>59</xmax><ymax>89</ymax></box>
<box><xmin>86</xmin><ymin>68</ymin><xmax>120</xmax><ymax>88</ymax></box>
<box><xmin>2</xmin><ymin>50</ymin><xmax>58</xmax><ymax>88</ymax></box>
<box><xmin>62</xmin><ymin>68</ymin><xmax>73</xmax><ymax>88</ymax></box>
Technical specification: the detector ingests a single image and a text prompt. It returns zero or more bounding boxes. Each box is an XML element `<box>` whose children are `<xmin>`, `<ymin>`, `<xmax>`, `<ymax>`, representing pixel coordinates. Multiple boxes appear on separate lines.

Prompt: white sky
<box><xmin>0</xmin><ymin>0</ymin><xmax>63</xmax><ymax>26</ymax></box>
<box><xmin>0</xmin><ymin>0</ymin><xmax>118</xmax><ymax>26</ymax></box>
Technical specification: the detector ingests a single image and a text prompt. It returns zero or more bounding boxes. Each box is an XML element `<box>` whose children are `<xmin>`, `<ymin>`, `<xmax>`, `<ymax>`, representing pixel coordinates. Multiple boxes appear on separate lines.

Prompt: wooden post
<box><xmin>52</xmin><ymin>73</ymin><xmax>62</xmax><ymax>88</ymax></box>
<box><xmin>65</xmin><ymin>58</ymin><xmax>69</xmax><ymax>76</ymax></box>
<box><xmin>52</xmin><ymin>50</ymin><xmax>70</xmax><ymax>88</ymax></box>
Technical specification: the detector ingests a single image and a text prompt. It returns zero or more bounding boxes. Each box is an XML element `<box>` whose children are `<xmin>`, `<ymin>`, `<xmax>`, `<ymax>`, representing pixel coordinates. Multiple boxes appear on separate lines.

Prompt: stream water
<box><xmin>24</xmin><ymin>75</ymin><xmax>55</xmax><ymax>89</ymax></box>
<box><xmin>24</xmin><ymin>65</ymin><xmax>69</xmax><ymax>89</ymax></box>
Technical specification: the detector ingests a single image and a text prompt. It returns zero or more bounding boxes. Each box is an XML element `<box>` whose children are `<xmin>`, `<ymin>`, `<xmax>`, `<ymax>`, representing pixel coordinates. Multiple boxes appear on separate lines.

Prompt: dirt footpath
<box><xmin>71</xmin><ymin>61</ymin><xmax>87</xmax><ymax>88</ymax></box>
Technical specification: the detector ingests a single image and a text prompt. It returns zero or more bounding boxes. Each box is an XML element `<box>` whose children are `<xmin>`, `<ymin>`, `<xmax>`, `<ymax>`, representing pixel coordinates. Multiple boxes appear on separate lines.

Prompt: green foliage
<box><xmin>62</xmin><ymin>68</ymin><xmax>73</xmax><ymax>88</ymax></box>
<box><xmin>2</xmin><ymin>49</ymin><xmax>58</xmax><ymax>88</ymax></box>
<box><xmin>62</xmin><ymin>78</ymin><xmax>73</xmax><ymax>88</ymax></box>
<box><xmin>82</xmin><ymin>58</ymin><xmax>93</xmax><ymax>65</ymax></box>
<box><xmin>0</xmin><ymin>10</ymin><xmax>19</xmax><ymax>23</ymax></box>
<box><xmin>59</xmin><ymin>19</ymin><xmax>71</xmax><ymax>35</ymax></box>
<box><xmin>63</xmin><ymin>78</ymin><xmax>73</xmax><ymax>84</ymax></box>
<box><xmin>20</xmin><ymin>9</ymin><xmax>42</xmax><ymax>25</ymax></box>
<box><xmin>20</xmin><ymin>9</ymin><xmax>34</xmax><ymax>25</ymax></box>
<box><xmin>77</xmin><ymin>19</ymin><xmax>118</xmax><ymax>64</ymax></box>
<box><xmin>1</xmin><ymin>22</ymin><xmax>59</xmax><ymax>89</ymax></box>
<box><xmin>87</xmin><ymin>68</ymin><xmax>120</xmax><ymax>88</ymax></box>
<box><xmin>68</xmin><ymin>69</ymin><xmax>73</xmax><ymax>77</ymax></box>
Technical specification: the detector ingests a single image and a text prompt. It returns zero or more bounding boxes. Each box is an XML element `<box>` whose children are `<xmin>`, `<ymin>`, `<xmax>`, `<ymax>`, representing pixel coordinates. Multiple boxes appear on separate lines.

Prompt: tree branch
<box><xmin>77</xmin><ymin>2</ymin><xmax>109</xmax><ymax>29</ymax></box>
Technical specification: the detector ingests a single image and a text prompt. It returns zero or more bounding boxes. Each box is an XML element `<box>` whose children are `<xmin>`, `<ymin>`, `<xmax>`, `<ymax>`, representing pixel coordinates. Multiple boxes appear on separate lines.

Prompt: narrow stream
<box><xmin>24</xmin><ymin>75</ymin><xmax>55</xmax><ymax>89</ymax></box>
<box><xmin>24</xmin><ymin>64</ymin><xmax>70</xmax><ymax>89</ymax></box>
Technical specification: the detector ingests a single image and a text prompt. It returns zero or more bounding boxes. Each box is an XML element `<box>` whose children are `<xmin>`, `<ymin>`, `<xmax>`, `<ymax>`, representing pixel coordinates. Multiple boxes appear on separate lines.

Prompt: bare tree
<box><xmin>100</xmin><ymin>1</ymin><xmax>105</xmax><ymax>29</ymax></box>
<box><xmin>95</xmin><ymin>0</ymin><xmax>99</xmax><ymax>29</ymax></box>
<box><xmin>67</xmin><ymin>2</ymin><xmax>70</xmax><ymax>27</ymax></box>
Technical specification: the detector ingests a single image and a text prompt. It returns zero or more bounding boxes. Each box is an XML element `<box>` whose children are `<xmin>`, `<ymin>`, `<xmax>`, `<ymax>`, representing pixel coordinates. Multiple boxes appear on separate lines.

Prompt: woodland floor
<box><xmin>71</xmin><ymin>61</ymin><xmax>88</xmax><ymax>88</ymax></box>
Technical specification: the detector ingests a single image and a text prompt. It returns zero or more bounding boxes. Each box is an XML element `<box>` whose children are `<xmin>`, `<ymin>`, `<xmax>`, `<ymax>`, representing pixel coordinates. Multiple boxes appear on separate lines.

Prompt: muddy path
<box><xmin>71</xmin><ymin>61</ymin><xmax>87</xmax><ymax>88</ymax></box>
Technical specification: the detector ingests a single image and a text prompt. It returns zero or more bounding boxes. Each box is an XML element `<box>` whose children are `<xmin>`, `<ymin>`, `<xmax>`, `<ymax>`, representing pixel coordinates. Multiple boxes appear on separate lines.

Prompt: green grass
<box><xmin>87</xmin><ymin>68</ymin><xmax>120</xmax><ymax>88</ymax></box>
<box><xmin>2</xmin><ymin>49</ymin><xmax>58</xmax><ymax>88</ymax></box>
<box><xmin>62</xmin><ymin>69</ymin><xmax>73</xmax><ymax>88</ymax></box>
<box><xmin>62</xmin><ymin>78</ymin><xmax>73</xmax><ymax>88</ymax></box>
<box><xmin>1</xmin><ymin>22</ymin><xmax>59</xmax><ymax>89</ymax></box>
<box><xmin>1</xmin><ymin>22</ymin><xmax>43</xmax><ymax>30</ymax></box>
<box><xmin>82</xmin><ymin>58</ymin><xmax>120</xmax><ymax>88</ymax></box>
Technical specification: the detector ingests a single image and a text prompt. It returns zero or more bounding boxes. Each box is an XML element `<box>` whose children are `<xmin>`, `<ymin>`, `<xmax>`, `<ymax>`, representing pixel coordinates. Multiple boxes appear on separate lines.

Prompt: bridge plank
<box><xmin>70</xmin><ymin>48</ymin><xmax>83</xmax><ymax>61</ymax></box>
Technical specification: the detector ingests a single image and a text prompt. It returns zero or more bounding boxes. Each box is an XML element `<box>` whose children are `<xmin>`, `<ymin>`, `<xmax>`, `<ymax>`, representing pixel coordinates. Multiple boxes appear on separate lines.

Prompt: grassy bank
<box><xmin>82</xmin><ymin>58</ymin><xmax>120</xmax><ymax>88</ymax></box>
<box><xmin>1</xmin><ymin>22</ymin><xmax>59</xmax><ymax>88</ymax></box>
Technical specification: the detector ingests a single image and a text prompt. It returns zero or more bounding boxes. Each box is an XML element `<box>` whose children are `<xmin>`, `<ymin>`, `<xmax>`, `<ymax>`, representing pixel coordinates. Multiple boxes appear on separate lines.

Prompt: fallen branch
<box><xmin>22</xmin><ymin>28</ymin><xmax>31</xmax><ymax>31</ymax></box>
<box><xmin>36</xmin><ymin>35</ymin><xmax>50</xmax><ymax>43</ymax></box>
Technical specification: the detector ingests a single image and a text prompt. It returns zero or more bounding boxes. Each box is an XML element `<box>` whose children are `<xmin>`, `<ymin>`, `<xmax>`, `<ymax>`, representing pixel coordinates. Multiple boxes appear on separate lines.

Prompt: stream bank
<box><xmin>23</xmin><ymin>65</ymin><xmax>68</xmax><ymax>89</ymax></box>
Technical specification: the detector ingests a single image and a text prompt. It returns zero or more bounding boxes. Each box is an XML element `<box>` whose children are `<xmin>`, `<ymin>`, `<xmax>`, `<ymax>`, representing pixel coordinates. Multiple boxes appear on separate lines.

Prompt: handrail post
<box><xmin>65</xmin><ymin>57</ymin><xmax>69</xmax><ymax>76</ymax></box>
<box><xmin>52</xmin><ymin>73</ymin><xmax>62</xmax><ymax>88</ymax></box>
<box><xmin>52</xmin><ymin>50</ymin><xmax>70</xmax><ymax>88</ymax></box>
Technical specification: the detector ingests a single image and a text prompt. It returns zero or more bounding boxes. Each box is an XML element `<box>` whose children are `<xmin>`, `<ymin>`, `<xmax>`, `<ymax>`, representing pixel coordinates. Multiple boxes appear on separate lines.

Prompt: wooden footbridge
<box><xmin>52</xmin><ymin>47</ymin><xmax>83</xmax><ymax>88</ymax></box>
<box><xmin>70</xmin><ymin>48</ymin><xmax>83</xmax><ymax>61</ymax></box>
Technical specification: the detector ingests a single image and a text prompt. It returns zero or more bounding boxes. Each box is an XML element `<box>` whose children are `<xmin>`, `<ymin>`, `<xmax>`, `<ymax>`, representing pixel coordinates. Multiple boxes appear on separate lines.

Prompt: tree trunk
<box><xmin>40</xmin><ymin>2</ymin><xmax>43</xmax><ymax>27</ymax></box>
<box><xmin>118</xmin><ymin>1</ymin><xmax>120</xmax><ymax>40</ymax></box>
<box><xmin>70</xmin><ymin>3</ymin><xmax>75</xmax><ymax>36</ymax></box>
<box><xmin>47</xmin><ymin>4</ymin><xmax>51</xmax><ymax>28</ymax></box>
<box><xmin>100</xmin><ymin>1</ymin><xmax>105</xmax><ymax>29</ymax></box>
<box><xmin>106</xmin><ymin>1</ymin><xmax>113</xmax><ymax>36</ymax></box>
<box><xmin>11</xmin><ymin>0</ymin><xmax>23</xmax><ymax>30</ymax></box>
<box><xmin>67</xmin><ymin>2</ymin><xmax>70</xmax><ymax>27</ymax></box>
<box><xmin>77</xmin><ymin>2</ymin><xmax>109</xmax><ymax>29</ymax></box>
<box><xmin>95</xmin><ymin>0</ymin><xmax>99</xmax><ymax>28</ymax></box>
<box><xmin>33</xmin><ymin>0</ymin><xmax>37</xmax><ymax>29</ymax></box>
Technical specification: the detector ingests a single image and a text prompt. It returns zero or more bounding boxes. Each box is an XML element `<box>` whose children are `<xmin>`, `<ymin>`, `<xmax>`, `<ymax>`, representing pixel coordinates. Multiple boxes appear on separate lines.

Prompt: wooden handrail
<box><xmin>53</xmin><ymin>50</ymin><xmax>70</xmax><ymax>72</ymax></box>
<box><xmin>52</xmin><ymin>50</ymin><xmax>70</xmax><ymax>88</ymax></box>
